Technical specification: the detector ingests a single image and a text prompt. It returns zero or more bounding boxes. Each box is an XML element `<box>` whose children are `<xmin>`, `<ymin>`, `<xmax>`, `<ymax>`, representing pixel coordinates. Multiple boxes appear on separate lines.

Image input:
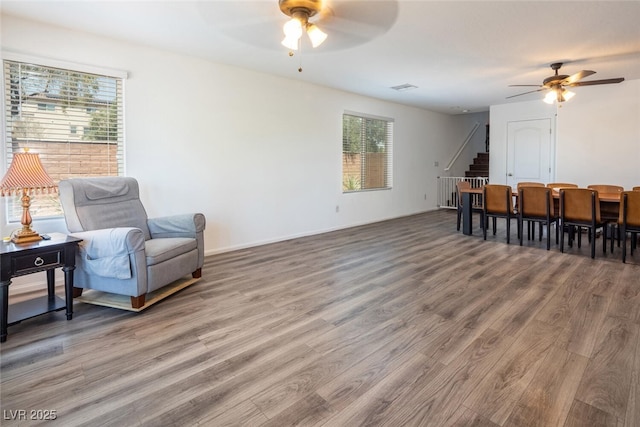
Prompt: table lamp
<box><xmin>0</xmin><ymin>148</ymin><xmax>57</xmax><ymax>243</ymax></box>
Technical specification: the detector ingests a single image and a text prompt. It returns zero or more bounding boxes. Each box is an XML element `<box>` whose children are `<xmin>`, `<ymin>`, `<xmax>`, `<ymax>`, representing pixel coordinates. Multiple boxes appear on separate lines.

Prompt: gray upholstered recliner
<box><xmin>59</xmin><ymin>177</ymin><xmax>205</xmax><ymax>309</ymax></box>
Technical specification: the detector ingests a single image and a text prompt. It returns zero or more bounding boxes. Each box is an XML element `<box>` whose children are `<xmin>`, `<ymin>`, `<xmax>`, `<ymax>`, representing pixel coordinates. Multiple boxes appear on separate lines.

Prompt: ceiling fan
<box><xmin>198</xmin><ymin>1</ymin><xmax>398</xmax><ymax>54</ymax></box>
<box><xmin>507</xmin><ymin>62</ymin><xmax>625</xmax><ymax>103</ymax></box>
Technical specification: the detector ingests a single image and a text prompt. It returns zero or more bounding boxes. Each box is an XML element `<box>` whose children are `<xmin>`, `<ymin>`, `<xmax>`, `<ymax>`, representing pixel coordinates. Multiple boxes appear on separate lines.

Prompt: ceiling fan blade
<box><xmin>314</xmin><ymin>0</ymin><xmax>399</xmax><ymax>50</ymax></box>
<box><xmin>508</xmin><ymin>85</ymin><xmax>543</xmax><ymax>87</ymax></box>
<box><xmin>506</xmin><ymin>88</ymin><xmax>546</xmax><ymax>99</ymax></box>
<box><xmin>567</xmin><ymin>77</ymin><xmax>625</xmax><ymax>87</ymax></box>
<box><xmin>562</xmin><ymin>70</ymin><xmax>596</xmax><ymax>85</ymax></box>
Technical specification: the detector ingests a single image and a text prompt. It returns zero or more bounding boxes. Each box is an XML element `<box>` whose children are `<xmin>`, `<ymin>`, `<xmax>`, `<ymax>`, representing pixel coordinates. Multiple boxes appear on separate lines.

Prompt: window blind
<box><xmin>342</xmin><ymin>112</ymin><xmax>394</xmax><ymax>192</ymax></box>
<box><xmin>3</xmin><ymin>59</ymin><xmax>124</xmax><ymax>220</ymax></box>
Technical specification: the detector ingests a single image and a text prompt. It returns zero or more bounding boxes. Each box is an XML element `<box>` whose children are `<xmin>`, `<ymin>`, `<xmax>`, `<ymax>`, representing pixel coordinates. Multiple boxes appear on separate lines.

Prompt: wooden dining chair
<box><xmin>546</xmin><ymin>183</ymin><xmax>578</xmax><ymax>189</ymax></box>
<box><xmin>633</xmin><ymin>186</ymin><xmax>640</xmax><ymax>191</ymax></box>
<box><xmin>456</xmin><ymin>180</ymin><xmax>483</xmax><ymax>231</ymax></box>
<box><xmin>483</xmin><ymin>184</ymin><xmax>517</xmax><ymax>244</ymax></box>
<box><xmin>517</xmin><ymin>182</ymin><xmax>545</xmax><ymax>236</ymax></box>
<box><xmin>517</xmin><ymin>182</ymin><xmax>545</xmax><ymax>189</ymax></box>
<box><xmin>619</xmin><ymin>191</ymin><xmax>640</xmax><ymax>263</ymax></box>
<box><xmin>518</xmin><ymin>186</ymin><xmax>558</xmax><ymax>250</ymax></box>
<box><xmin>559</xmin><ymin>188</ymin><xmax>608</xmax><ymax>258</ymax></box>
<box><xmin>588</xmin><ymin>184</ymin><xmax>624</xmax><ymax>247</ymax></box>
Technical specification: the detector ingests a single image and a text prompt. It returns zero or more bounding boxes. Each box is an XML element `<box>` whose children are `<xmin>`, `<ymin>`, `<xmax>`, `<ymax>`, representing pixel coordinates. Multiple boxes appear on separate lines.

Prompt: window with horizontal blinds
<box><xmin>3</xmin><ymin>59</ymin><xmax>124</xmax><ymax>221</ymax></box>
<box><xmin>342</xmin><ymin>112</ymin><xmax>393</xmax><ymax>192</ymax></box>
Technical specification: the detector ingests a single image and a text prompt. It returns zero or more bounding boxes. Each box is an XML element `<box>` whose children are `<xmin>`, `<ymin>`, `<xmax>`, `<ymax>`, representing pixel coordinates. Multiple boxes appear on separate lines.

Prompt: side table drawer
<box><xmin>13</xmin><ymin>250</ymin><xmax>62</xmax><ymax>274</ymax></box>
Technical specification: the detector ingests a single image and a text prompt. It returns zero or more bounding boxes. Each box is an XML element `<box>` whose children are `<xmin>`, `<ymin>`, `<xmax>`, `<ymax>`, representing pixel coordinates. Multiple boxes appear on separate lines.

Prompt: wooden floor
<box><xmin>1</xmin><ymin>210</ymin><xmax>639</xmax><ymax>426</ymax></box>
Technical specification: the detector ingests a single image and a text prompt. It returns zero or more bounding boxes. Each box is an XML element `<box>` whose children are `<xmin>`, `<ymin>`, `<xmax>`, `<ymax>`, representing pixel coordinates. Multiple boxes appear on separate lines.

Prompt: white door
<box><xmin>506</xmin><ymin>119</ymin><xmax>552</xmax><ymax>188</ymax></box>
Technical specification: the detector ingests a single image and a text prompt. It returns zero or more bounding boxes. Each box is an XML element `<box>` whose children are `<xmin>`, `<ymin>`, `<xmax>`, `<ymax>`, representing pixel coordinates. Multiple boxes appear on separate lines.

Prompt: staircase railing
<box><xmin>444</xmin><ymin>122</ymin><xmax>480</xmax><ymax>173</ymax></box>
<box><xmin>437</xmin><ymin>176</ymin><xmax>489</xmax><ymax>209</ymax></box>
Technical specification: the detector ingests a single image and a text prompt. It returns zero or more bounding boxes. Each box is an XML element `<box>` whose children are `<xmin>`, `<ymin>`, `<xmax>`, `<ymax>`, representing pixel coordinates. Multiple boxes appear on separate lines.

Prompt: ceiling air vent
<box><xmin>390</xmin><ymin>83</ymin><xmax>418</xmax><ymax>92</ymax></box>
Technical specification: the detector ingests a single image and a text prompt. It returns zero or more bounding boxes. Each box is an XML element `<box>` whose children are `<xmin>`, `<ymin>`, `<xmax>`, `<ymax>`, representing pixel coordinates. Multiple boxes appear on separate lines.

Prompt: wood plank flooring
<box><xmin>1</xmin><ymin>210</ymin><xmax>639</xmax><ymax>426</ymax></box>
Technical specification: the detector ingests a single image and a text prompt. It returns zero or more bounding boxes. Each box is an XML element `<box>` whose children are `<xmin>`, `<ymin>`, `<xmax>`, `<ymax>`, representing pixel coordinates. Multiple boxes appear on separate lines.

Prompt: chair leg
<box><xmin>131</xmin><ymin>294</ymin><xmax>146</xmax><ymax>309</ymax></box>
<box><xmin>483</xmin><ymin>215</ymin><xmax>488</xmax><ymax>240</ymax></box>
<box><xmin>506</xmin><ymin>217</ymin><xmax>511</xmax><ymax>244</ymax></box>
<box><xmin>519</xmin><ymin>217</ymin><xmax>524</xmax><ymax>246</ymax></box>
<box><xmin>546</xmin><ymin>221</ymin><xmax>551</xmax><ymax>250</ymax></box>
<box><xmin>560</xmin><ymin>222</ymin><xmax>565</xmax><ymax>253</ymax></box>
<box><xmin>457</xmin><ymin>208</ymin><xmax>462</xmax><ymax>231</ymax></box>
<box><xmin>577</xmin><ymin>227</ymin><xmax>582</xmax><ymax>248</ymax></box>
<box><xmin>622</xmin><ymin>227</ymin><xmax>627</xmax><ymax>263</ymax></box>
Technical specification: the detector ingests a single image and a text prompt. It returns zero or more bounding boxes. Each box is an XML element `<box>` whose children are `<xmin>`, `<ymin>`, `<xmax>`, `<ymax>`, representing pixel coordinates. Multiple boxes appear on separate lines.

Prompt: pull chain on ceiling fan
<box><xmin>508</xmin><ymin>62</ymin><xmax>625</xmax><ymax>104</ymax></box>
<box><xmin>279</xmin><ymin>0</ymin><xmax>327</xmax><ymax>50</ymax></box>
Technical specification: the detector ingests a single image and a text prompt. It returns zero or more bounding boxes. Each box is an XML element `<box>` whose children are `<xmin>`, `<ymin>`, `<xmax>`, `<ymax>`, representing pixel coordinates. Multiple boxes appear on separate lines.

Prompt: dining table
<box><xmin>459</xmin><ymin>186</ymin><xmax>622</xmax><ymax>236</ymax></box>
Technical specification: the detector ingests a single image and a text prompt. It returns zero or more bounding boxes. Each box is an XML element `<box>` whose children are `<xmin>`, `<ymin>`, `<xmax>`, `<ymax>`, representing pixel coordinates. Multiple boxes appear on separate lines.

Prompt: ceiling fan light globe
<box><xmin>306</xmin><ymin>24</ymin><xmax>327</xmax><ymax>47</ymax></box>
<box><xmin>283</xmin><ymin>18</ymin><xmax>303</xmax><ymax>39</ymax></box>
<box><xmin>282</xmin><ymin>35</ymin><xmax>300</xmax><ymax>50</ymax></box>
<box><xmin>563</xmin><ymin>90</ymin><xmax>575</xmax><ymax>101</ymax></box>
<box><xmin>543</xmin><ymin>91</ymin><xmax>556</xmax><ymax>104</ymax></box>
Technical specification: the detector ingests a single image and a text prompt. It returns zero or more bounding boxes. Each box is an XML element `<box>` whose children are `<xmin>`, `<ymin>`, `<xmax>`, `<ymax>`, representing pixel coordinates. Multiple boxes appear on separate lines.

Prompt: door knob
<box><xmin>507</xmin><ymin>173</ymin><xmax>513</xmax><ymax>176</ymax></box>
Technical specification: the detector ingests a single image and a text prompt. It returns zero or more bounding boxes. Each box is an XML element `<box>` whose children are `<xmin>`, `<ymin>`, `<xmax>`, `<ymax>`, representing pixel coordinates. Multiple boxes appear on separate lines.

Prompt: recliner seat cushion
<box><xmin>144</xmin><ymin>238</ymin><xmax>197</xmax><ymax>266</ymax></box>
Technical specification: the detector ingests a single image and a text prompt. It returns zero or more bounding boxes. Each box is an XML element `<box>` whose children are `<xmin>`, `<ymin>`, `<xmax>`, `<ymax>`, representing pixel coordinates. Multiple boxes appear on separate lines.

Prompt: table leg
<box><xmin>62</xmin><ymin>266</ymin><xmax>75</xmax><ymax>321</ymax></box>
<box><xmin>46</xmin><ymin>269</ymin><xmax>55</xmax><ymax>300</ymax></box>
<box><xmin>462</xmin><ymin>192</ymin><xmax>473</xmax><ymax>235</ymax></box>
<box><xmin>0</xmin><ymin>279</ymin><xmax>9</xmax><ymax>342</ymax></box>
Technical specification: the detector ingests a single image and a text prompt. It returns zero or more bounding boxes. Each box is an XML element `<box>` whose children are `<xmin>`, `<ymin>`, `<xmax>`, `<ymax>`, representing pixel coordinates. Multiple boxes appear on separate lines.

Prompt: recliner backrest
<box><xmin>59</xmin><ymin>177</ymin><xmax>151</xmax><ymax>240</ymax></box>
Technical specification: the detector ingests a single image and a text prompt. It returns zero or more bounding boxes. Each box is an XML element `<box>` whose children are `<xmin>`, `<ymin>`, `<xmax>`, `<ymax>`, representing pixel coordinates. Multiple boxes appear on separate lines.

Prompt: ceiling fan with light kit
<box><xmin>507</xmin><ymin>62</ymin><xmax>625</xmax><ymax>104</ymax></box>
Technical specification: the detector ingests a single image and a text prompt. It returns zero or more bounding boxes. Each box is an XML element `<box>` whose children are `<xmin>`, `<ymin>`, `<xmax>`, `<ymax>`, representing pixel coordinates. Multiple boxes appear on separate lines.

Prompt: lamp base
<box><xmin>11</xmin><ymin>229</ymin><xmax>43</xmax><ymax>244</ymax></box>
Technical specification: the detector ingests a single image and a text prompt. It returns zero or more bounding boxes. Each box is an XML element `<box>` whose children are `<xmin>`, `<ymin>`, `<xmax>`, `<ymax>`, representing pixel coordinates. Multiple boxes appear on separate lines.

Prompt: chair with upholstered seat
<box><xmin>517</xmin><ymin>182</ymin><xmax>545</xmax><ymax>236</ymax></box>
<box><xmin>59</xmin><ymin>177</ymin><xmax>206</xmax><ymax>309</ymax></box>
<box><xmin>588</xmin><ymin>184</ymin><xmax>624</xmax><ymax>247</ymax></box>
<box><xmin>619</xmin><ymin>191</ymin><xmax>640</xmax><ymax>263</ymax></box>
<box><xmin>518</xmin><ymin>186</ymin><xmax>558</xmax><ymax>250</ymax></box>
<box><xmin>633</xmin><ymin>186</ymin><xmax>640</xmax><ymax>191</ymax></box>
<box><xmin>483</xmin><ymin>184</ymin><xmax>517</xmax><ymax>243</ymax></box>
<box><xmin>456</xmin><ymin>180</ymin><xmax>483</xmax><ymax>231</ymax></box>
<box><xmin>546</xmin><ymin>183</ymin><xmax>578</xmax><ymax>189</ymax></box>
<box><xmin>559</xmin><ymin>188</ymin><xmax>608</xmax><ymax>258</ymax></box>
<box><xmin>517</xmin><ymin>182</ymin><xmax>545</xmax><ymax>189</ymax></box>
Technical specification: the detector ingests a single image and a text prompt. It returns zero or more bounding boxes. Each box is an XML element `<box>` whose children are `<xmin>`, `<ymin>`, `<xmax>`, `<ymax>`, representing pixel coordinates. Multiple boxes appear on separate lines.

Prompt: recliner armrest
<box><xmin>148</xmin><ymin>213</ymin><xmax>206</xmax><ymax>239</ymax></box>
<box><xmin>70</xmin><ymin>228</ymin><xmax>145</xmax><ymax>279</ymax></box>
<box><xmin>70</xmin><ymin>228</ymin><xmax>146</xmax><ymax>255</ymax></box>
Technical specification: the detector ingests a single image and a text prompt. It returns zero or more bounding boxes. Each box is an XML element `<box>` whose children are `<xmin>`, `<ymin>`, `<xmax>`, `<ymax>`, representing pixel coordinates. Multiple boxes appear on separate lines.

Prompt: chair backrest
<box><xmin>632</xmin><ymin>186</ymin><xmax>640</xmax><ymax>191</ymax></box>
<box><xmin>546</xmin><ymin>182</ymin><xmax>578</xmax><ymax>189</ymax></box>
<box><xmin>483</xmin><ymin>184</ymin><xmax>514</xmax><ymax>214</ymax></box>
<box><xmin>517</xmin><ymin>181</ymin><xmax>545</xmax><ymax>190</ymax></box>
<box><xmin>59</xmin><ymin>177</ymin><xmax>151</xmax><ymax>240</ymax></box>
<box><xmin>560</xmin><ymin>188</ymin><xmax>601</xmax><ymax>223</ymax></box>
<box><xmin>519</xmin><ymin>186</ymin><xmax>554</xmax><ymax>217</ymax></box>
<box><xmin>619</xmin><ymin>191</ymin><xmax>640</xmax><ymax>227</ymax></box>
<box><xmin>587</xmin><ymin>184</ymin><xmax>624</xmax><ymax>194</ymax></box>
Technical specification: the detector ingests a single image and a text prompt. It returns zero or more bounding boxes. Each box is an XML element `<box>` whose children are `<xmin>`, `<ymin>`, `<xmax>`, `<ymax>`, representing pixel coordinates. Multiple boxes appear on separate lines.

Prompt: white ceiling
<box><xmin>2</xmin><ymin>0</ymin><xmax>640</xmax><ymax>114</ymax></box>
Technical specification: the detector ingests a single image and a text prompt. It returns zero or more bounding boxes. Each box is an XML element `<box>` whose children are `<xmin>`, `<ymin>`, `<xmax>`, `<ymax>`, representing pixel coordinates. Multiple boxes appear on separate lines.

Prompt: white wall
<box><xmin>1</xmin><ymin>13</ymin><xmax>466</xmax><ymax>255</ymax></box>
<box><xmin>555</xmin><ymin>80</ymin><xmax>640</xmax><ymax>188</ymax></box>
<box><xmin>490</xmin><ymin>80</ymin><xmax>640</xmax><ymax>189</ymax></box>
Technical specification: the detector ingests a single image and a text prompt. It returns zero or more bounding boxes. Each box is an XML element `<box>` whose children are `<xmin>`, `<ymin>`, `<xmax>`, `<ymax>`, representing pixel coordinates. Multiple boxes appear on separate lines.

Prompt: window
<box><xmin>342</xmin><ymin>112</ymin><xmax>393</xmax><ymax>192</ymax></box>
<box><xmin>3</xmin><ymin>59</ymin><xmax>125</xmax><ymax>221</ymax></box>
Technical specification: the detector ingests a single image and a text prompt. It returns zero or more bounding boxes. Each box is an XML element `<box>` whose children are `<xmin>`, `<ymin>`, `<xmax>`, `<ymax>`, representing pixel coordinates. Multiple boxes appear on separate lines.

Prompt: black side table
<box><xmin>0</xmin><ymin>233</ymin><xmax>81</xmax><ymax>342</ymax></box>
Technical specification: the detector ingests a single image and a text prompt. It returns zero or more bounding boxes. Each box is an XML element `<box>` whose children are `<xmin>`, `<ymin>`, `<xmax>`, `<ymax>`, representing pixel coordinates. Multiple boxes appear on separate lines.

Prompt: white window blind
<box><xmin>3</xmin><ymin>59</ymin><xmax>124</xmax><ymax>220</ymax></box>
<box><xmin>342</xmin><ymin>112</ymin><xmax>393</xmax><ymax>192</ymax></box>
